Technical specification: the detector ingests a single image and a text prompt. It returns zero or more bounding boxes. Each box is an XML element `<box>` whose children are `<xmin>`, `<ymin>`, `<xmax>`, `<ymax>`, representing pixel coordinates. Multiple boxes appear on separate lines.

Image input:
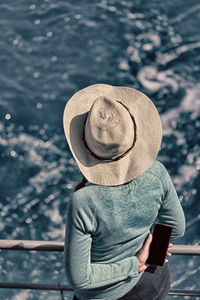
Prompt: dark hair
<box><xmin>74</xmin><ymin>176</ymin><xmax>88</xmax><ymax>192</ymax></box>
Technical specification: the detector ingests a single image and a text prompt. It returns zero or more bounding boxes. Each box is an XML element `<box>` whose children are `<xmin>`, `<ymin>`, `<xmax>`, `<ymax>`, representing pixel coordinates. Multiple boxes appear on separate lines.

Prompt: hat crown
<box><xmin>92</xmin><ymin>96</ymin><xmax>120</xmax><ymax>129</ymax></box>
<box><xmin>84</xmin><ymin>96</ymin><xmax>135</xmax><ymax>160</ymax></box>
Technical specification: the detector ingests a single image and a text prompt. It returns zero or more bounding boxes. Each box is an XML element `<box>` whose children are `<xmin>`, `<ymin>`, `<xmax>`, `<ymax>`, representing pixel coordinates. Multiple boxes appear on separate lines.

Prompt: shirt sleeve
<box><xmin>157</xmin><ymin>164</ymin><xmax>186</xmax><ymax>241</ymax></box>
<box><xmin>64</xmin><ymin>192</ymin><xmax>139</xmax><ymax>291</ymax></box>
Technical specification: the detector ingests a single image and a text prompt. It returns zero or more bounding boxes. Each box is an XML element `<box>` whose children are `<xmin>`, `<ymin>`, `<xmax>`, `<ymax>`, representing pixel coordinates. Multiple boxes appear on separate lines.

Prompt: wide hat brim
<box><xmin>63</xmin><ymin>84</ymin><xmax>162</xmax><ymax>186</ymax></box>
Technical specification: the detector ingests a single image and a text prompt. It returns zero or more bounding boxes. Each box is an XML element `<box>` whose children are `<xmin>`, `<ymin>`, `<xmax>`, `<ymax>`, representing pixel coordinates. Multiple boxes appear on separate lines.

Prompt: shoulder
<box><xmin>69</xmin><ymin>184</ymin><xmax>100</xmax><ymax>211</ymax></box>
<box><xmin>145</xmin><ymin>160</ymin><xmax>173</xmax><ymax>189</ymax></box>
<box><xmin>73</xmin><ymin>184</ymin><xmax>100</xmax><ymax>199</ymax></box>
<box><xmin>149</xmin><ymin>160</ymin><xmax>175</xmax><ymax>192</ymax></box>
<box><xmin>146</xmin><ymin>160</ymin><xmax>168</xmax><ymax>179</ymax></box>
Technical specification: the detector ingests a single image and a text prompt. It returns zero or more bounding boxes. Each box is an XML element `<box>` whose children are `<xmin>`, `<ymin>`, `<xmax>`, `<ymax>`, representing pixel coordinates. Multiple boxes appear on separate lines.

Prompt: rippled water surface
<box><xmin>0</xmin><ymin>0</ymin><xmax>200</xmax><ymax>299</ymax></box>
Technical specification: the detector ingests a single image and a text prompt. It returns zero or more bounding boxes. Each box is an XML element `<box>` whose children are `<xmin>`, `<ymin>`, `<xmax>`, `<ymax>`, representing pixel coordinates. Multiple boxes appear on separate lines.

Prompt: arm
<box><xmin>157</xmin><ymin>165</ymin><xmax>186</xmax><ymax>241</ymax></box>
<box><xmin>64</xmin><ymin>193</ymin><xmax>139</xmax><ymax>290</ymax></box>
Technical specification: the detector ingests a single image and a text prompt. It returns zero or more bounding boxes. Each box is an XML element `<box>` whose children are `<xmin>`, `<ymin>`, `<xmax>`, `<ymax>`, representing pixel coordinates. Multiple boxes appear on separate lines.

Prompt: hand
<box><xmin>136</xmin><ymin>234</ymin><xmax>174</xmax><ymax>273</ymax></box>
<box><xmin>165</xmin><ymin>242</ymin><xmax>173</xmax><ymax>263</ymax></box>
<box><xmin>137</xmin><ymin>233</ymin><xmax>152</xmax><ymax>272</ymax></box>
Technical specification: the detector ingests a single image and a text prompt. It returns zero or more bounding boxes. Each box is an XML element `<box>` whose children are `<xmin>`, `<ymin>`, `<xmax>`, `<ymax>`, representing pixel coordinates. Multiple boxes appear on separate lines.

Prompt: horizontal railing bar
<box><xmin>168</xmin><ymin>289</ymin><xmax>200</xmax><ymax>296</ymax></box>
<box><xmin>169</xmin><ymin>244</ymin><xmax>200</xmax><ymax>256</ymax></box>
<box><xmin>0</xmin><ymin>282</ymin><xmax>199</xmax><ymax>296</ymax></box>
<box><xmin>0</xmin><ymin>240</ymin><xmax>64</xmax><ymax>252</ymax></box>
<box><xmin>0</xmin><ymin>240</ymin><xmax>200</xmax><ymax>255</ymax></box>
<box><xmin>0</xmin><ymin>282</ymin><xmax>73</xmax><ymax>291</ymax></box>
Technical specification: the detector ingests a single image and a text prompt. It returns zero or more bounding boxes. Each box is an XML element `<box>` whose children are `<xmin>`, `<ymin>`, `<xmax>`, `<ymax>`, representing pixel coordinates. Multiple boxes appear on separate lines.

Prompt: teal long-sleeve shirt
<box><xmin>64</xmin><ymin>161</ymin><xmax>185</xmax><ymax>300</ymax></box>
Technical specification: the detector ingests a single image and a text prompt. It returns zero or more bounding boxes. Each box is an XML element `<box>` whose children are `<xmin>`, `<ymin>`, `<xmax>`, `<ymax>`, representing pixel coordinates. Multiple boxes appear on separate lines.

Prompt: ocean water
<box><xmin>0</xmin><ymin>0</ymin><xmax>200</xmax><ymax>299</ymax></box>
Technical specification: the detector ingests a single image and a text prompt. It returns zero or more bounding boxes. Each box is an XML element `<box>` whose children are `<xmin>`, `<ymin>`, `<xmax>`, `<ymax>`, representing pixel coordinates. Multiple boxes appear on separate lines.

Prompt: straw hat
<box><xmin>63</xmin><ymin>84</ymin><xmax>162</xmax><ymax>186</ymax></box>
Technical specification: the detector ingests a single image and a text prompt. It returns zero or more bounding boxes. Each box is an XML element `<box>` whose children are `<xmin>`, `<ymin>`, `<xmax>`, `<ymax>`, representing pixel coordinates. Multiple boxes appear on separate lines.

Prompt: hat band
<box><xmin>83</xmin><ymin>103</ymin><xmax>137</xmax><ymax>162</ymax></box>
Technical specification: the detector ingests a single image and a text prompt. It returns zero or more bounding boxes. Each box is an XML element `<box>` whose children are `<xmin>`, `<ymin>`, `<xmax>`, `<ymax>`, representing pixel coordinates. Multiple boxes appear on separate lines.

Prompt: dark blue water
<box><xmin>0</xmin><ymin>0</ymin><xmax>200</xmax><ymax>299</ymax></box>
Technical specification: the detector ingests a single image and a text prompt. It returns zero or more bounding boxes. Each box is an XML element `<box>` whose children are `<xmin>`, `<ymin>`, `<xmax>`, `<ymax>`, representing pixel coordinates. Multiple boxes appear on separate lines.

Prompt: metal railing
<box><xmin>0</xmin><ymin>240</ymin><xmax>200</xmax><ymax>297</ymax></box>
